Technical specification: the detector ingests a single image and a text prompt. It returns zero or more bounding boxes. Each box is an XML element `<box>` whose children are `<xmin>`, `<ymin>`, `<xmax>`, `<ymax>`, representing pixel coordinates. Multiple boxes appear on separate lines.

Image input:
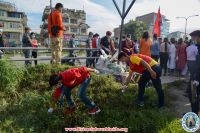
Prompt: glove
<box><xmin>121</xmin><ymin>85</ymin><xmax>128</xmax><ymax>93</ymax></box>
<box><xmin>94</xmin><ymin>69</ymin><xmax>100</xmax><ymax>74</ymax></box>
<box><xmin>193</xmin><ymin>80</ymin><xmax>199</xmax><ymax>86</ymax></box>
<box><xmin>48</xmin><ymin>108</ymin><xmax>53</xmax><ymax>114</ymax></box>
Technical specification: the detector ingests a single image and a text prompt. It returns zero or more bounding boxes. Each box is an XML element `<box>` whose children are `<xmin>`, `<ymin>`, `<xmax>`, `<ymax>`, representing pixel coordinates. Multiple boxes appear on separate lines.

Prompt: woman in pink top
<box><xmin>30</xmin><ymin>32</ymin><xmax>38</xmax><ymax>66</ymax></box>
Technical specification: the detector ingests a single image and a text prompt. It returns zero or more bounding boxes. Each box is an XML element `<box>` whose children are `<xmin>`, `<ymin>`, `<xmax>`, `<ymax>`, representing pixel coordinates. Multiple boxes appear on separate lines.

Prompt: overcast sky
<box><xmin>6</xmin><ymin>0</ymin><xmax>200</xmax><ymax>36</ymax></box>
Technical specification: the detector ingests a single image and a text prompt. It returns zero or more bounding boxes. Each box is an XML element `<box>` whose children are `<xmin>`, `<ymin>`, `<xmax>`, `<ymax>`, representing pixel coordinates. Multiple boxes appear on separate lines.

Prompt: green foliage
<box><xmin>0</xmin><ymin>60</ymin><xmax>24</xmax><ymax>93</ymax></box>
<box><xmin>124</xmin><ymin>20</ymin><xmax>147</xmax><ymax>40</ymax></box>
<box><xmin>0</xmin><ymin>62</ymin><xmax>186</xmax><ymax>133</ymax></box>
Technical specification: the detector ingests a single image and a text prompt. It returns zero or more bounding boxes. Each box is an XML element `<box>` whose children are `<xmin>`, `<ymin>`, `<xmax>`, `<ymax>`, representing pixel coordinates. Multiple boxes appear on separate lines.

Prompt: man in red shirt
<box><xmin>48</xmin><ymin>67</ymin><xmax>101</xmax><ymax>115</ymax></box>
<box><xmin>118</xmin><ymin>52</ymin><xmax>164</xmax><ymax>107</ymax></box>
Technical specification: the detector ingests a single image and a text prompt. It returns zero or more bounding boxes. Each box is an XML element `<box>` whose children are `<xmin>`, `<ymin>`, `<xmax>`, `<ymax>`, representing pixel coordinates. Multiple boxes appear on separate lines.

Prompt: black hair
<box><xmin>122</xmin><ymin>36</ymin><xmax>126</xmax><ymax>39</ymax></box>
<box><xmin>25</xmin><ymin>27</ymin><xmax>30</xmax><ymax>31</ymax></box>
<box><xmin>49</xmin><ymin>74</ymin><xmax>60</xmax><ymax>87</ymax></box>
<box><xmin>55</xmin><ymin>3</ymin><xmax>63</xmax><ymax>9</ymax></box>
<box><xmin>142</xmin><ymin>32</ymin><xmax>149</xmax><ymax>40</ymax></box>
<box><xmin>164</xmin><ymin>38</ymin><xmax>168</xmax><ymax>43</ymax></box>
<box><xmin>118</xmin><ymin>52</ymin><xmax>128</xmax><ymax>60</ymax></box>
<box><xmin>178</xmin><ymin>38</ymin><xmax>183</xmax><ymax>44</ymax></box>
<box><xmin>170</xmin><ymin>38</ymin><xmax>175</xmax><ymax>44</ymax></box>
<box><xmin>30</xmin><ymin>32</ymin><xmax>35</xmax><ymax>36</ymax></box>
<box><xmin>153</xmin><ymin>34</ymin><xmax>157</xmax><ymax>40</ymax></box>
<box><xmin>127</xmin><ymin>34</ymin><xmax>131</xmax><ymax>38</ymax></box>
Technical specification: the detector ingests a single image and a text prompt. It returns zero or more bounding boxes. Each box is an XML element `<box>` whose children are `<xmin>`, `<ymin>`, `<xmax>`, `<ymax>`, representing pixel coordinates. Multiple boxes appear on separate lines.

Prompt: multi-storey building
<box><xmin>136</xmin><ymin>12</ymin><xmax>170</xmax><ymax>38</ymax></box>
<box><xmin>0</xmin><ymin>1</ymin><xmax>27</xmax><ymax>46</ymax></box>
<box><xmin>40</xmin><ymin>6</ymin><xmax>89</xmax><ymax>44</ymax></box>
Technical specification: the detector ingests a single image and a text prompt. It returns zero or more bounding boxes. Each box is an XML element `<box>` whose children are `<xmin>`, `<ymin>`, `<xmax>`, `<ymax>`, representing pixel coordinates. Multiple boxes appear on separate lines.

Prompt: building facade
<box><xmin>40</xmin><ymin>6</ymin><xmax>89</xmax><ymax>44</ymax></box>
<box><xmin>0</xmin><ymin>1</ymin><xmax>27</xmax><ymax>46</ymax></box>
<box><xmin>136</xmin><ymin>12</ymin><xmax>170</xmax><ymax>38</ymax></box>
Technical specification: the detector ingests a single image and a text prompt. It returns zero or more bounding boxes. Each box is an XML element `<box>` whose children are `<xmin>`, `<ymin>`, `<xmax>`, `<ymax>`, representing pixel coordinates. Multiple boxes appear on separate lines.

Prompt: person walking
<box><xmin>160</xmin><ymin>38</ymin><xmax>170</xmax><ymax>76</ymax></box>
<box><xmin>139</xmin><ymin>32</ymin><xmax>152</xmax><ymax>57</ymax></box>
<box><xmin>22</xmin><ymin>27</ymin><xmax>32</xmax><ymax>66</ymax></box>
<box><xmin>151</xmin><ymin>34</ymin><xmax>160</xmax><ymax>62</ymax></box>
<box><xmin>167</xmin><ymin>38</ymin><xmax>176</xmax><ymax>75</ymax></box>
<box><xmin>48</xmin><ymin>3</ymin><xmax>65</xmax><ymax>64</ymax></box>
<box><xmin>177</xmin><ymin>38</ymin><xmax>187</xmax><ymax>76</ymax></box>
<box><xmin>30</xmin><ymin>32</ymin><xmax>38</xmax><ymax>66</ymax></box>
<box><xmin>86</xmin><ymin>32</ymin><xmax>93</xmax><ymax>67</ymax></box>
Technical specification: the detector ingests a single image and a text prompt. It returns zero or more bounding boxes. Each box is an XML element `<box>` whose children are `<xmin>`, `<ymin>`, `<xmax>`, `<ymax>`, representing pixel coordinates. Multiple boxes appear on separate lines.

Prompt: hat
<box><xmin>106</xmin><ymin>31</ymin><xmax>112</xmax><ymax>36</ymax></box>
<box><xmin>190</xmin><ymin>30</ymin><xmax>200</xmax><ymax>37</ymax></box>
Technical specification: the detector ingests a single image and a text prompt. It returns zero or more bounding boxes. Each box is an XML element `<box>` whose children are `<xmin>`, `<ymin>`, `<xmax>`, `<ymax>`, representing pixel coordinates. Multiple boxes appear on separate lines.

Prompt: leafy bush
<box><xmin>0</xmin><ymin>63</ymin><xmax>186</xmax><ymax>133</ymax></box>
<box><xmin>0</xmin><ymin>60</ymin><xmax>24</xmax><ymax>93</ymax></box>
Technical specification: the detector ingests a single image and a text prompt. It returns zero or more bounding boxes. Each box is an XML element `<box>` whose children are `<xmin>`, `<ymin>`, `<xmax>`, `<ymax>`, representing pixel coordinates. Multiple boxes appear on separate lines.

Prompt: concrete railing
<box><xmin>0</xmin><ymin>47</ymin><xmax>101</xmax><ymax>61</ymax></box>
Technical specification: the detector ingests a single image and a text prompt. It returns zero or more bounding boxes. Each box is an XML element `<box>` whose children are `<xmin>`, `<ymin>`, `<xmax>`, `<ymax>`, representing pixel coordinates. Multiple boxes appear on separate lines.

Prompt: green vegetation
<box><xmin>124</xmin><ymin>20</ymin><xmax>147</xmax><ymax>40</ymax></box>
<box><xmin>0</xmin><ymin>60</ymin><xmax>186</xmax><ymax>133</ymax></box>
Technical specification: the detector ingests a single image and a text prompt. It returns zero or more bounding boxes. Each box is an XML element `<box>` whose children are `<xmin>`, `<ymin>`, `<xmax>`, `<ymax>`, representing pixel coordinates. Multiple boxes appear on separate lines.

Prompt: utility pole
<box><xmin>112</xmin><ymin>0</ymin><xmax>136</xmax><ymax>53</ymax></box>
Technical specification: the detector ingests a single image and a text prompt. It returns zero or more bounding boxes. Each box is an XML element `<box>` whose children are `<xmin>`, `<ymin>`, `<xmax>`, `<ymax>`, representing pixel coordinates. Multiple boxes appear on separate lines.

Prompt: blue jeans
<box><xmin>23</xmin><ymin>50</ymin><xmax>32</xmax><ymax>66</ymax></box>
<box><xmin>64</xmin><ymin>78</ymin><xmax>95</xmax><ymax>109</ymax></box>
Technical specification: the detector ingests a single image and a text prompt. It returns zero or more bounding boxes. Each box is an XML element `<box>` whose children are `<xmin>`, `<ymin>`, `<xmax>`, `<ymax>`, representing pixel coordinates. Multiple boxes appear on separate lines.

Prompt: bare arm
<box><xmin>123</xmin><ymin>70</ymin><xmax>134</xmax><ymax>86</ymax></box>
<box><xmin>141</xmin><ymin>60</ymin><xmax>156</xmax><ymax>79</ymax></box>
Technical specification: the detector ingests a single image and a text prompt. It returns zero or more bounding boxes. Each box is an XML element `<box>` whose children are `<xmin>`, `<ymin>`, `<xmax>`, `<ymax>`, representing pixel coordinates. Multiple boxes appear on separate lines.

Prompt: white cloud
<box><xmin>7</xmin><ymin>0</ymin><xmax>200</xmax><ymax>36</ymax></box>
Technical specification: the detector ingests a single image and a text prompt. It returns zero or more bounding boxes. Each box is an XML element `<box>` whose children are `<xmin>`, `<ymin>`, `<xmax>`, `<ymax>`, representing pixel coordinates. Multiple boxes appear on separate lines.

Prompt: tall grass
<box><xmin>0</xmin><ymin>61</ymin><xmax>186</xmax><ymax>133</ymax></box>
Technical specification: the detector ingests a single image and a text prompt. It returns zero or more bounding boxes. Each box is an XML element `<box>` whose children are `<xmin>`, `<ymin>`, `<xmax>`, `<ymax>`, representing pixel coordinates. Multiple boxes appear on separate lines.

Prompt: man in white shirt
<box><xmin>186</xmin><ymin>40</ymin><xmax>198</xmax><ymax>80</ymax></box>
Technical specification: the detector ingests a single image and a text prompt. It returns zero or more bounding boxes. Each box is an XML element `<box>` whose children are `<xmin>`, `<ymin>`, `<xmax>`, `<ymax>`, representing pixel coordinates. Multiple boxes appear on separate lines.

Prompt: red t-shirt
<box><xmin>92</xmin><ymin>37</ymin><xmax>97</xmax><ymax>48</ymax></box>
<box><xmin>60</xmin><ymin>67</ymin><xmax>90</xmax><ymax>87</ymax></box>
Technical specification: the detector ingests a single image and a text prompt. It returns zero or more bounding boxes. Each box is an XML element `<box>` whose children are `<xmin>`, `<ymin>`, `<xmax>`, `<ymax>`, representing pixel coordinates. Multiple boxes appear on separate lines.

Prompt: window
<box><xmin>70</xmin><ymin>28</ymin><xmax>78</xmax><ymax>33</ymax></box>
<box><xmin>8</xmin><ymin>12</ymin><xmax>21</xmax><ymax>18</ymax></box>
<box><xmin>81</xmin><ymin>28</ymin><xmax>86</xmax><ymax>33</ymax></box>
<box><xmin>70</xmin><ymin>19</ymin><xmax>77</xmax><ymax>24</ymax></box>
<box><xmin>10</xmin><ymin>22</ymin><xmax>21</xmax><ymax>29</ymax></box>
<box><xmin>63</xmin><ymin>18</ymin><xmax>69</xmax><ymax>23</ymax></box>
<box><xmin>0</xmin><ymin>10</ymin><xmax>4</xmax><ymax>17</ymax></box>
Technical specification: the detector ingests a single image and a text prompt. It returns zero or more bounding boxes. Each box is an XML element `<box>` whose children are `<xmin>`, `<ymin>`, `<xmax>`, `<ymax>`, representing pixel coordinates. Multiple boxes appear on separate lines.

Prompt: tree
<box><xmin>123</xmin><ymin>20</ymin><xmax>146</xmax><ymax>40</ymax></box>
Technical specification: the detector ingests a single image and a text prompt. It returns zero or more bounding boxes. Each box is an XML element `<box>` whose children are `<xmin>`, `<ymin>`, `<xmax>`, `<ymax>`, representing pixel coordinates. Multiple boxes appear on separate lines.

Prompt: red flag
<box><xmin>153</xmin><ymin>7</ymin><xmax>162</xmax><ymax>37</ymax></box>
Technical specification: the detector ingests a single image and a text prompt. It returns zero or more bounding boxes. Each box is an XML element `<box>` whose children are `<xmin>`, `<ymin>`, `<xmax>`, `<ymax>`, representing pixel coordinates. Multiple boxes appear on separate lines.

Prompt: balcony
<box><xmin>5</xmin><ymin>17</ymin><xmax>22</xmax><ymax>22</ymax></box>
<box><xmin>3</xmin><ymin>28</ymin><xmax>23</xmax><ymax>33</ymax></box>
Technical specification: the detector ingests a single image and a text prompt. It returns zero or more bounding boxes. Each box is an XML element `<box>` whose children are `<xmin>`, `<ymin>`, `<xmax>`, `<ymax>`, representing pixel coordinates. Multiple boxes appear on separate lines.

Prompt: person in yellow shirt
<box><xmin>118</xmin><ymin>52</ymin><xmax>164</xmax><ymax>107</ymax></box>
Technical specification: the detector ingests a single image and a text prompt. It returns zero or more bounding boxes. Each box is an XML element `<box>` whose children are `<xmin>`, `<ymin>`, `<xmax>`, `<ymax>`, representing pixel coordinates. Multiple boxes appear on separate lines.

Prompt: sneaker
<box><xmin>137</xmin><ymin>101</ymin><xmax>144</xmax><ymax>107</ymax></box>
<box><xmin>88</xmin><ymin>107</ymin><xmax>101</xmax><ymax>115</ymax></box>
<box><xmin>64</xmin><ymin>106</ymin><xmax>76</xmax><ymax>115</ymax></box>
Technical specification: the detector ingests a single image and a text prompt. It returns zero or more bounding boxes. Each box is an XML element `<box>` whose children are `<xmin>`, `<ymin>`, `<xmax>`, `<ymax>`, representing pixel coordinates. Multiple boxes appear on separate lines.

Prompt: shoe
<box><xmin>88</xmin><ymin>107</ymin><xmax>101</xmax><ymax>115</ymax></box>
<box><xmin>137</xmin><ymin>101</ymin><xmax>144</xmax><ymax>107</ymax></box>
<box><xmin>64</xmin><ymin>106</ymin><xmax>76</xmax><ymax>115</ymax></box>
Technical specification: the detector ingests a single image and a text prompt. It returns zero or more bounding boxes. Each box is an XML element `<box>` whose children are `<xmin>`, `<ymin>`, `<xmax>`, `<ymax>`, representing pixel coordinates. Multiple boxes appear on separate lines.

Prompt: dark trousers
<box><xmin>91</xmin><ymin>50</ymin><xmax>99</xmax><ymax>67</ymax></box>
<box><xmin>32</xmin><ymin>51</ymin><xmax>37</xmax><ymax>66</ymax></box>
<box><xmin>151</xmin><ymin>55</ymin><xmax>159</xmax><ymax>62</ymax></box>
<box><xmin>160</xmin><ymin>52</ymin><xmax>169</xmax><ymax>75</ymax></box>
<box><xmin>86</xmin><ymin>50</ymin><xmax>92</xmax><ymax>67</ymax></box>
<box><xmin>138</xmin><ymin>65</ymin><xmax>164</xmax><ymax>107</ymax></box>
<box><xmin>23</xmin><ymin>50</ymin><xmax>31</xmax><ymax>66</ymax></box>
<box><xmin>187</xmin><ymin>60</ymin><xmax>196</xmax><ymax>80</ymax></box>
<box><xmin>64</xmin><ymin>78</ymin><xmax>95</xmax><ymax>109</ymax></box>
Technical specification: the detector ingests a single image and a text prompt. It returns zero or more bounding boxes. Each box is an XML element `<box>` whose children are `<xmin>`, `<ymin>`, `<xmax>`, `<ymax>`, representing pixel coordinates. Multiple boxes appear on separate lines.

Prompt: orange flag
<box><xmin>153</xmin><ymin>7</ymin><xmax>162</xmax><ymax>37</ymax></box>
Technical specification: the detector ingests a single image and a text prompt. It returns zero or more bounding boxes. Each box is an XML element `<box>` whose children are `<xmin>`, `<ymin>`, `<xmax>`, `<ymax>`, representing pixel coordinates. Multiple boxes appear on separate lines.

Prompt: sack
<box><xmin>51</xmin><ymin>26</ymin><xmax>59</xmax><ymax>37</ymax></box>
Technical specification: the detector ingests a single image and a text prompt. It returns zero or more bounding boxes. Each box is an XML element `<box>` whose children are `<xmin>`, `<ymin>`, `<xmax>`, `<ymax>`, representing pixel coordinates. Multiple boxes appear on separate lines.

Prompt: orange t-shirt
<box><xmin>48</xmin><ymin>10</ymin><xmax>64</xmax><ymax>38</ymax></box>
<box><xmin>139</xmin><ymin>38</ymin><xmax>152</xmax><ymax>57</ymax></box>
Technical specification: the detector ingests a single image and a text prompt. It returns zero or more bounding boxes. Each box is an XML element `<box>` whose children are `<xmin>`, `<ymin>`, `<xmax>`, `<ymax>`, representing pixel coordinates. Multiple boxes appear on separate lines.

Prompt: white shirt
<box><xmin>186</xmin><ymin>44</ymin><xmax>198</xmax><ymax>61</ymax></box>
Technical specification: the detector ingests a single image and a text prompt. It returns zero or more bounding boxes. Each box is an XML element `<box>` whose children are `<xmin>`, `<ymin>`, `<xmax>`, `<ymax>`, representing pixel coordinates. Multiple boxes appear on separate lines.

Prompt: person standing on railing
<box><xmin>22</xmin><ymin>27</ymin><xmax>33</xmax><ymax>66</ymax></box>
<box><xmin>30</xmin><ymin>32</ymin><xmax>38</xmax><ymax>66</ymax></box>
<box><xmin>48</xmin><ymin>3</ymin><xmax>65</xmax><ymax>64</ymax></box>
